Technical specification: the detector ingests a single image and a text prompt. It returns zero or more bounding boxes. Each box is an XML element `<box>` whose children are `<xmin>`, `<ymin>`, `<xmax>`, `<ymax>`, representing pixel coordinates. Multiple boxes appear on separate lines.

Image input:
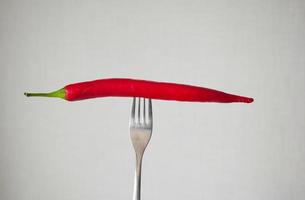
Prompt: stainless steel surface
<box><xmin>129</xmin><ymin>98</ymin><xmax>153</xmax><ymax>200</ymax></box>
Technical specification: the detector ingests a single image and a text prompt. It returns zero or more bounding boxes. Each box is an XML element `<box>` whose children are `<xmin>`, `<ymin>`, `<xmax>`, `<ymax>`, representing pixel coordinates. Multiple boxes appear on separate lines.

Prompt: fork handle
<box><xmin>133</xmin><ymin>154</ymin><xmax>143</xmax><ymax>200</ymax></box>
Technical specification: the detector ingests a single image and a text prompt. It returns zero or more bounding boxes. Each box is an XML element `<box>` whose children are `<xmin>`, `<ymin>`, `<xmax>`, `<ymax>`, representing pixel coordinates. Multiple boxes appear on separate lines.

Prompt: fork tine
<box><xmin>148</xmin><ymin>99</ymin><xmax>153</xmax><ymax>125</ymax></box>
<box><xmin>143</xmin><ymin>98</ymin><xmax>146</xmax><ymax>124</ymax></box>
<box><xmin>131</xmin><ymin>97</ymin><xmax>136</xmax><ymax>124</ymax></box>
<box><xmin>137</xmin><ymin>98</ymin><xmax>141</xmax><ymax>123</ymax></box>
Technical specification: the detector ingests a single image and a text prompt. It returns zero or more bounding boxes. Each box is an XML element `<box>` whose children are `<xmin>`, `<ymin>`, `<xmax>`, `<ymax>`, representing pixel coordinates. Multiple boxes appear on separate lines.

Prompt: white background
<box><xmin>1</xmin><ymin>0</ymin><xmax>305</xmax><ymax>199</ymax></box>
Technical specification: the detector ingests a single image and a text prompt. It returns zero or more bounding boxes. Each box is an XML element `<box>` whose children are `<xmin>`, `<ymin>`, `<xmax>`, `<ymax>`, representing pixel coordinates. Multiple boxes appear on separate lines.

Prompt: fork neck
<box><xmin>135</xmin><ymin>153</ymin><xmax>143</xmax><ymax>171</ymax></box>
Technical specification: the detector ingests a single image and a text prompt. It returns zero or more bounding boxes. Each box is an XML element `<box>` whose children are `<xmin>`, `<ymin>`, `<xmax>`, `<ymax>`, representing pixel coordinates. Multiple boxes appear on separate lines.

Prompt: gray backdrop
<box><xmin>1</xmin><ymin>0</ymin><xmax>305</xmax><ymax>200</ymax></box>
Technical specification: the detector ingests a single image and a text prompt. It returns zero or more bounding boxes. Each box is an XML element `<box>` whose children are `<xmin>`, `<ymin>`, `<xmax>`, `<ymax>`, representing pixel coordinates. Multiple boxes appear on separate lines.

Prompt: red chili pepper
<box><xmin>24</xmin><ymin>78</ymin><xmax>253</xmax><ymax>103</ymax></box>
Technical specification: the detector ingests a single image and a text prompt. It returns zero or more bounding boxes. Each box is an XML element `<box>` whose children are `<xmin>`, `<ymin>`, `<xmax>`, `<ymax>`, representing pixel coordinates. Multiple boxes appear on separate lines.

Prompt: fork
<box><xmin>130</xmin><ymin>97</ymin><xmax>153</xmax><ymax>200</ymax></box>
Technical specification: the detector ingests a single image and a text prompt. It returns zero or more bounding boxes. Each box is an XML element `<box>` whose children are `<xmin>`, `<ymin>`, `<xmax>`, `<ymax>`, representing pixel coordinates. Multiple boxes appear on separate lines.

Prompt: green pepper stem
<box><xmin>24</xmin><ymin>88</ymin><xmax>65</xmax><ymax>99</ymax></box>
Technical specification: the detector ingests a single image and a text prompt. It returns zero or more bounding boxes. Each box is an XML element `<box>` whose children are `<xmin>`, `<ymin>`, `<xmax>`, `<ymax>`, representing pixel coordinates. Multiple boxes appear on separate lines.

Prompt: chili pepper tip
<box><xmin>244</xmin><ymin>97</ymin><xmax>254</xmax><ymax>103</ymax></box>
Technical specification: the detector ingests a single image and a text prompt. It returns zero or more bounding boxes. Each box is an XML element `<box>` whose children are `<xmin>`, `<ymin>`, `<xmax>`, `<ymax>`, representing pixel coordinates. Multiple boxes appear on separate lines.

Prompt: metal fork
<box><xmin>130</xmin><ymin>97</ymin><xmax>153</xmax><ymax>200</ymax></box>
